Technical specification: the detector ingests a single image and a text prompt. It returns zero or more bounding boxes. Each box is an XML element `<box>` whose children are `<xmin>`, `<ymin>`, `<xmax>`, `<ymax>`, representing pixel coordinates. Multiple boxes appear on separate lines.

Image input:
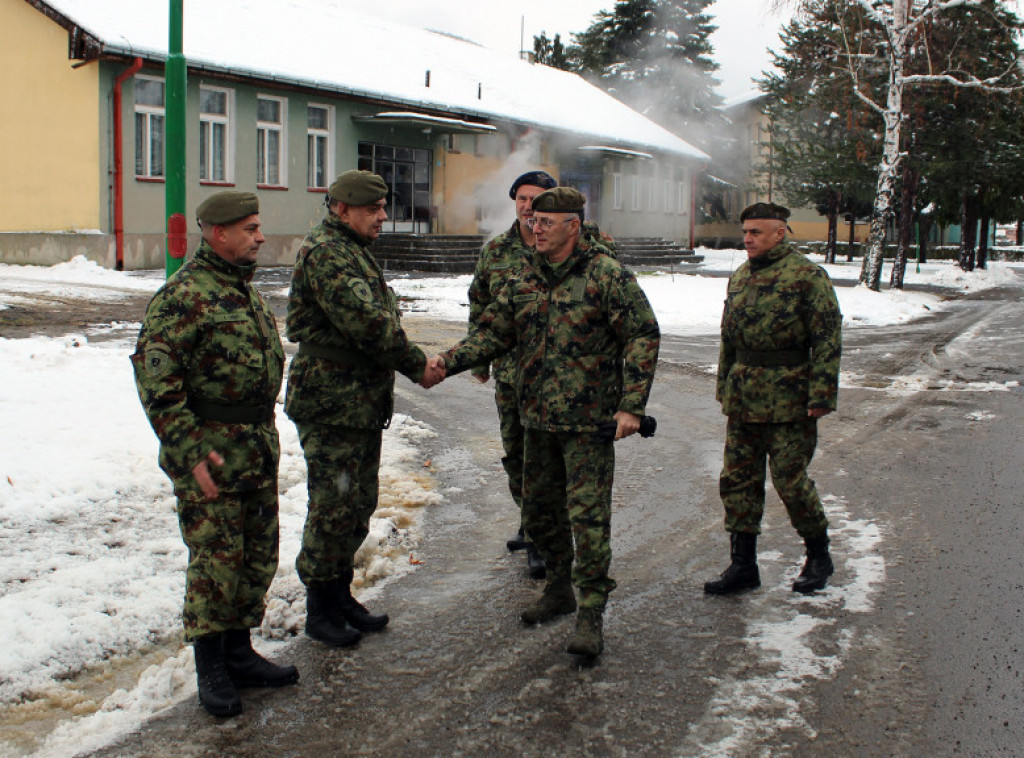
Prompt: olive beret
<box><xmin>509</xmin><ymin>170</ymin><xmax>557</xmax><ymax>199</ymax></box>
<box><xmin>532</xmin><ymin>187</ymin><xmax>586</xmax><ymax>213</ymax></box>
<box><xmin>196</xmin><ymin>191</ymin><xmax>259</xmax><ymax>225</ymax></box>
<box><xmin>328</xmin><ymin>170</ymin><xmax>389</xmax><ymax>205</ymax></box>
<box><xmin>740</xmin><ymin>202</ymin><xmax>791</xmax><ymax>222</ymax></box>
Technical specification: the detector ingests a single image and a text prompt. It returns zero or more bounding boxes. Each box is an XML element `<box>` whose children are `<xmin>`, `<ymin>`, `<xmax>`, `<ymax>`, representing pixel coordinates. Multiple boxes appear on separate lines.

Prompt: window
<box><xmin>664</xmin><ymin>179</ymin><xmax>673</xmax><ymax>213</ymax></box>
<box><xmin>256</xmin><ymin>96</ymin><xmax>287</xmax><ymax>187</ymax></box>
<box><xmin>648</xmin><ymin>177</ymin><xmax>657</xmax><ymax>212</ymax></box>
<box><xmin>307</xmin><ymin>104</ymin><xmax>333</xmax><ymax>189</ymax></box>
<box><xmin>631</xmin><ymin>175</ymin><xmax>641</xmax><ymax>211</ymax></box>
<box><xmin>199</xmin><ymin>86</ymin><xmax>232</xmax><ymax>183</ymax></box>
<box><xmin>678</xmin><ymin>181</ymin><xmax>687</xmax><ymax>215</ymax></box>
<box><xmin>134</xmin><ymin>77</ymin><xmax>164</xmax><ymax>178</ymax></box>
<box><xmin>357</xmin><ymin>141</ymin><xmax>433</xmax><ymax>233</ymax></box>
<box><xmin>612</xmin><ymin>174</ymin><xmax>622</xmax><ymax>210</ymax></box>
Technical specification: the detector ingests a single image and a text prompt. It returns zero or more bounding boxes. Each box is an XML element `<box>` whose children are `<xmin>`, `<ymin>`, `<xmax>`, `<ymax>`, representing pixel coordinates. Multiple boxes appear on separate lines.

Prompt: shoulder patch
<box><xmin>350</xmin><ymin>280</ymin><xmax>374</xmax><ymax>303</ymax></box>
<box><xmin>143</xmin><ymin>347</ymin><xmax>172</xmax><ymax>378</ymax></box>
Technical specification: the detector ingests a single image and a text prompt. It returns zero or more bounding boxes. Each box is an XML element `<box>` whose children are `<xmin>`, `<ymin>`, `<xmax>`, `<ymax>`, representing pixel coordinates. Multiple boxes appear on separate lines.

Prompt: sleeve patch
<box><xmin>350</xmin><ymin>281</ymin><xmax>374</xmax><ymax>303</ymax></box>
<box><xmin>143</xmin><ymin>347</ymin><xmax>172</xmax><ymax>378</ymax></box>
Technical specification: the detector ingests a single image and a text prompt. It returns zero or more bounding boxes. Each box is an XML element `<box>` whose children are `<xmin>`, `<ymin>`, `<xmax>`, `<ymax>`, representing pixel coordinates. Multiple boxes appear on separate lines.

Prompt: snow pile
<box><xmin>0</xmin><ymin>326</ymin><xmax>441</xmax><ymax>756</ymax></box>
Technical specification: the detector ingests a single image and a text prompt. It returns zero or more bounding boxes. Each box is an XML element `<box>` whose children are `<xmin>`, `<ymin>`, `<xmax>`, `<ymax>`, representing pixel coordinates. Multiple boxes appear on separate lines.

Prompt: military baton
<box><xmin>592</xmin><ymin>415</ymin><xmax>657</xmax><ymax>444</ymax></box>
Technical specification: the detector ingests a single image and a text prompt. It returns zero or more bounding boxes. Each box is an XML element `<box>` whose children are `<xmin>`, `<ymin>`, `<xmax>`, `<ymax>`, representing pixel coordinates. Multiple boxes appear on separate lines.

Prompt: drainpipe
<box><xmin>689</xmin><ymin>168</ymin><xmax>699</xmax><ymax>250</ymax></box>
<box><xmin>113</xmin><ymin>57</ymin><xmax>144</xmax><ymax>271</ymax></box>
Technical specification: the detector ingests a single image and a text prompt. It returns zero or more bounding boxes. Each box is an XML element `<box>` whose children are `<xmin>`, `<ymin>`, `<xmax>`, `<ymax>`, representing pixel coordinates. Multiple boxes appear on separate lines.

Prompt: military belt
<box><xmin>190</xmin><ymin>398</ymin><xmax>274</xmax><ymax>424</ymax></box>
<box><xmin>735</xmin><ymin>349</ymin><xmax>810</xmax><ymax>367</ymax></box>
<box><xmin>298</xmin><ymin>342</ymin><xmax>366</xmax><ymax>364</ymax></box>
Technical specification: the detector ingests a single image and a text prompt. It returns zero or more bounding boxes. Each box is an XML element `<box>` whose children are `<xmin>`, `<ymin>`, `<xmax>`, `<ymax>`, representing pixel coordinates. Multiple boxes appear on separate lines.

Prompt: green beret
<box><xmin>532</xmin><ymin>187</ymin><xmax>585</xmax><ymax>213</ymax></box>
<box><xmin>328</xmin><ymin>170</ymin><xmax>389</xmax><ymax>205</ymax></box>
<box><xmin>740</xmin><ymin>202</ymin><xmax>791</xmax><ymax>222</ymax></box>
<box><xmin>196</xmin><ymin>191</ymin><xmax>259</xmax><ymax>225</ymax></box>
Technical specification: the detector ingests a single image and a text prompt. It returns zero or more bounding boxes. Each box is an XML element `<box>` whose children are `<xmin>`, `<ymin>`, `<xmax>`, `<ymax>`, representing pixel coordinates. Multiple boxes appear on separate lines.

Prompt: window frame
<box><xmin>133</xmin><ymin>75</ymin><xmax>165</xmax><ymax>180</ymax></box>
<box><xmin>306</xmin><ymin>103</ymin><xmax>334</xmax><ymax>191</ymax></box>
<box><xmin>199</xmin><ymin>85</ymin><xmax>234</xmax><ymax>185</ymax></box>
<box><xmin>256</xmin><ymin>94</ymin><xmax>288</xmax><ymax>188</ymax></box>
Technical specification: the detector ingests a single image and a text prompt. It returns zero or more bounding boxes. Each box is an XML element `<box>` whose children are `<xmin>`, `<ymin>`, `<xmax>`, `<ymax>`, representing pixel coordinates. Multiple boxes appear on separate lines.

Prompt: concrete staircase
<box><xmin>373</xmin><ymin>233</ymin><xmax>703</xmax><ymax>273</ymax></box>
<box><xmin>374</xmin><ymin>234</ymin><xmax>485</xmax><ymax>274</ymax></box>
<box><xmin>613</xmin><ymin>237</ymin><xmax>704</xmax><ymax>267</ymax></box>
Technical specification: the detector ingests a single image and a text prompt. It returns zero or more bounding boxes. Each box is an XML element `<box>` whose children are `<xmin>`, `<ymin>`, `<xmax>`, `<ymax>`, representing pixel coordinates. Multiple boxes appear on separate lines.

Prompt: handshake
<box><xmin>418</xmin><ymin>354</ymin><xmax>448</xmax><ymax>389</ymax></box>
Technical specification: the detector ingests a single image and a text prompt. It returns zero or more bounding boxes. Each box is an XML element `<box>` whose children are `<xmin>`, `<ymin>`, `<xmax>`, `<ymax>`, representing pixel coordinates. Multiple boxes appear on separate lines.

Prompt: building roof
<box><xmin>36</xmin><ymin>0</ymin><xmax>709</xmax><ymax>162</ymax></box>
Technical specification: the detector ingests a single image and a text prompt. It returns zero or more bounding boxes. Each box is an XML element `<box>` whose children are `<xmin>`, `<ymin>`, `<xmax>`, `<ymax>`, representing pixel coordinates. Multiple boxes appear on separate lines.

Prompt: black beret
<box><xmin>509</xmin><ymin>170</ymin><xmax>557</xmax><ymax>199</ymax></box>
<box><xmin>196</xmin><ymin>191</ymin><xmax>259</xmax><ymax>225</ymax></box>
<box><xmin>328</xmin><ymin>170</ymin><xmax>389</xmax><ymax>205</ymax></box>
<box><xmin>532</xmin><ymin>187</ymin><xmax>585</xmax><ymax>213</ymax></box>
<box><xmin>740</xmin><ymin>202</ymin><xmax>791</xmax><ymax>222</ymax></box>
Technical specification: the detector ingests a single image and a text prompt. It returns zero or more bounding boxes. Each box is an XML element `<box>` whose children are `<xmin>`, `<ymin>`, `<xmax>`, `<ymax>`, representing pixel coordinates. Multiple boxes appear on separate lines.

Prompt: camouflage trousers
<box><xmin>719</xmin><ymin>416</ymin><xmax>828</xmax><ymax>538</ymax></box>
<box><xmin>494</xmin><ymin>378</ymin><xmax>525</xmax><ymax>512</ymax></box>
<box><xmin>176</xmin><ymin>486</ymin><xmax>279</xmax><ymax>642</ymax></box>
<box><xmin>521</xmin><ymin>428</ymin><xmax>616</xmax><ymax>610</ymax></box>
<box><xmin>294</xmin><ymin>422</ymin><xmax>381</xmax><ymax>587</ymax></box>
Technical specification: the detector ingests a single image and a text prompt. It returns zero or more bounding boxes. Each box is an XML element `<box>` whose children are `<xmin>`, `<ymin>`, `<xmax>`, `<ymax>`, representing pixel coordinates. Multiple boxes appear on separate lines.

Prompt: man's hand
<box><xmin>808</xmin><ymin>407</ymin><xmax>833</xmax><ymax>419</ymax></box>
<box><xmin>192</xmin><ymin>450</ymin><xmax>224</xmax><ymax>499</ymax></box>
<box><xmin>419</xmin><ymin>355</ymin><xmax>447</xmax><ymax>389</ymax></box>
<box><xmin>613</xmin><ymin>410</ymin><xmax>641</xmax><ymax>440</ymax></box>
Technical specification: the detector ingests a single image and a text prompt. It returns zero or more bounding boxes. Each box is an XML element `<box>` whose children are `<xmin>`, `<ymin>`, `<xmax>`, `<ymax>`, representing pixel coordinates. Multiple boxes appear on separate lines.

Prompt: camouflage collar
<box><xmin>195</xmin><ymin>241</ymin><xmax>257</xmax><ymax>282</ymax></box>
<box><xmin>750</xmin><ymin>240</ymin><xmax>794</xmax><ymax>269</ymax></box>
<box><xmin>324</xmin><ymin>213</ymin><xmax>373</xmax><ymax>247</ymax></box>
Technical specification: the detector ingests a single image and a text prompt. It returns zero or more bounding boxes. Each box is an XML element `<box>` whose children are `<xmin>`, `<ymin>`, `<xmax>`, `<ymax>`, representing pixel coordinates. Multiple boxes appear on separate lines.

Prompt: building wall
<box><xmin>0</xmin><ymin>3</ymin><xmax>705</xmax><ymax>268</ymax></box>
<box><xmin>0</xmin><ymin>0</ymin><xmax>101</xmax><ymax>232</ymax></box>
<box><xmin>597</xmin><ymin>157</ymin><xmax>693</xmax><ymax>243</ymax></box>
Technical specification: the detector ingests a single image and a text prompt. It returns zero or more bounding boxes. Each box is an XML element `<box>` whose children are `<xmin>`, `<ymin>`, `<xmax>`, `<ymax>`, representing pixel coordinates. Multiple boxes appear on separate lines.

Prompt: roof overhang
<box><xmin>577</xmin><ymin>145</ymin><xmax>653</xmax><ymax>160</ymax></box>
<box><xmin>352</xmin><ymin>111</ymin><xmax>496</xmax><ymax>134</ymax></box>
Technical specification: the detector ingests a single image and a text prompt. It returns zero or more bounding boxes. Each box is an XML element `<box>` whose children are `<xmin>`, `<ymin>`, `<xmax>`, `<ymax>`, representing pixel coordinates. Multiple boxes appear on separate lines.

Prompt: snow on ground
<box><xmin>0</xmin><ymin>250</ymin><xmax>1019</xmax><ymax>757</ymax></box>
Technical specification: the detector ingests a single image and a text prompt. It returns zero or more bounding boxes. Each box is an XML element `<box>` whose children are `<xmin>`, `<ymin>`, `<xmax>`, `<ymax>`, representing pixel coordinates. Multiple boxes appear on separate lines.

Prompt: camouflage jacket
<box><xmin>131</xmin><ymin>242</ymin><xmax>284</xmax><ymax>497</ymax></box>
<box><xmin>467</xmin><ymin>221</ymin><xmax>531</xmax><ymax>383</ymax></box>
<box><xmin>444</xmin><ymin>235</ymin><xmax>659</xmax><ymax>433</ymax></box>
<box><xmin>468</xmin><ymin>220</ymin><xmax>618</xmax><ymax>384</ymax></box>
<box><xmin>284</xmin><ymin>214</ymin><xmax>426</xmax><ymax>429</ymax></box>
<box><xmin>716</xmin><ymin>241</ymin><xmax>842</xmax><ymax>422</ymax></box>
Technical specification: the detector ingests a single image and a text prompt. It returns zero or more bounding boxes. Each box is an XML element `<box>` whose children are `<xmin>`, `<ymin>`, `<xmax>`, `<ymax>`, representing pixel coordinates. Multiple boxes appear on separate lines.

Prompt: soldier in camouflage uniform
<box><xmin>438</xmin><ymin>188</ymin><xmax>659</xmax><ymax>658</ymax></box>
<box><xmin>132</xmin><ymin>191</ymin><xmax>297</xmax><ymax>718</ymax></box>
<box><xmin>704</xmin><ymin>202</ymin><xmax>842</xmax><ymax>596</ymax></box>
<box><xmin>285</xmin><ymin>170</ymin><xmax>444</xmax><ymax>649</ymax></box>
<box><xmin>468</xmin><ymin>170</ymin><xmax>557</xmax><ymax>579</ymax></box>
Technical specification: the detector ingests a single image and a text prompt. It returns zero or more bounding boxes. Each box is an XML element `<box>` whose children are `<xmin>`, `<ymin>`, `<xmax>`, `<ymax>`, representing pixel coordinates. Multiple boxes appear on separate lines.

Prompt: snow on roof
<box><xmin>721</xmin><ymin>89</ymin><xmax>767</xmax><ymax>110</ymax></box>
<box><xmin>40</xmin><ymin>0</ymin><xmax>709</xmax><ymax>162</ymax></box>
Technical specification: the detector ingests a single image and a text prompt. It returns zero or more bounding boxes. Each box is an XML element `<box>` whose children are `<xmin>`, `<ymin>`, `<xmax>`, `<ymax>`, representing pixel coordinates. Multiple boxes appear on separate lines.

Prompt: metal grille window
<box><xmin>307</xmin><ymin>105</ymin><xmax>333</xmax><ymax>189</ymax></box>
<box><xmin>199</xmin><ymin>86</ymin><xmax>231</xmax><ymax>183</ymax></box>
<box><xmin>256</xmin><ymin>96</ymin><xmax>286</xmax><ymax>186</ymax></box>
<box><xmin>356</xmin><ymin>142</ymin><xmax>433</xmax><ymax>233</ymax></box>
<box><xmin>134</xmin><ymin>77</ymin><xmax>164</xmax><ymax>178</ymax></box>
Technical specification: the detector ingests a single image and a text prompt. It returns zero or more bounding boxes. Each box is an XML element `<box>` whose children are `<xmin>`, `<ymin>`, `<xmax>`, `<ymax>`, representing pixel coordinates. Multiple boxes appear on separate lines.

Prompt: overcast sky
<box><xmin>329</xmin><ymin>1</ymin><xmax>1024</xmax><ymax>99</ymax></box>
<box><xmin>329</xmin><ymin>0</ymin><xmax>792</xmax><ymax>99</ymax></box>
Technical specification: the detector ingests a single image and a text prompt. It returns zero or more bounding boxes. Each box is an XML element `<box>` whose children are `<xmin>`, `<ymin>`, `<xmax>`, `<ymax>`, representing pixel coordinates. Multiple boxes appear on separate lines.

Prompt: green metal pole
<box><xmin>165</xmin><ymin>0</ymin><xmax>187</xmax><ymax>278</ymax></box>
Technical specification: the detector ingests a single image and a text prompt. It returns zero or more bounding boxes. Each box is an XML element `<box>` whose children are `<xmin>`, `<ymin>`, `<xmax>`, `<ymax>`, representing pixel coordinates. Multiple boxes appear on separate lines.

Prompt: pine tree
<box><xmin>761</xmin><ymin>0</ymin><xmax>881</xmax><ymax>262</ymax></box>
<box><xmin>566</xmin><ymin>0</ymin><xmax>726</xmax><ymax>150</ymax></box>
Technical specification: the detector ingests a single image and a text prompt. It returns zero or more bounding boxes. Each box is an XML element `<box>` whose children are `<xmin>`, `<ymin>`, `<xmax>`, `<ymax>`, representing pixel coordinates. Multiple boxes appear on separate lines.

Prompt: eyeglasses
<box><xmin>527</xmin><ymin>217</ymin><xmax>573</xmax><ymax>231</ymax></box>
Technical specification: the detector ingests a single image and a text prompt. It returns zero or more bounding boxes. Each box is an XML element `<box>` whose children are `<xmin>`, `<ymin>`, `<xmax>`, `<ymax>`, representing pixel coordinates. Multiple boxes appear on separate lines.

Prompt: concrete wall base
<box><xmin>0</xmin><ymin>232</ymin><xmax>304</xmax><ymax>270</ymax></box>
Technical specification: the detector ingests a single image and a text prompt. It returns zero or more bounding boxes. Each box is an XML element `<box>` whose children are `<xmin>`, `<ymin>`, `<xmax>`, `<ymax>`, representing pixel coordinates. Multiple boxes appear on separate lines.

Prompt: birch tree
<box><xmin>793</xmin><ymin>0</ymin><xmax>1022</xmax><ymax>290</ymax></box>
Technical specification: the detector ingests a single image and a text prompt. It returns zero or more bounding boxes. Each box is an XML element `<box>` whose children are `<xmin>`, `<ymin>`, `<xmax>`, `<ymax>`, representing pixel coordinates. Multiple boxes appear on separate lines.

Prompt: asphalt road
<box><xmin>66</xmin><ymin>271</ymin><xmax>1024</xmax><ymax>757</ymax></box>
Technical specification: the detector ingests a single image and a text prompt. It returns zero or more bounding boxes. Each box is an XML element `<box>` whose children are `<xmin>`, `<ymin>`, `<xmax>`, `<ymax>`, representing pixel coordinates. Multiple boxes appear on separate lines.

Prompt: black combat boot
<box><xmin>193</xmin><ymin>633</ymin><xmax>243</xmax><ymax>717</ymax></box>
<box><xmin>703</xmin><ymin>532</ymin><xmax>761</xmax><ymax>595</ymax></box>
<box><xmin>566</xmin><ymin>607</ymin><xmax>604</xmax><ymax>658</ymax></box>
<box><xmin>337</xmin><ymin>569</ymin><xmax>389</xmax><ymax>632</ymax></box>
<box><xmin>525</xmin><ymin>542</ymin><xmax>547</xmax><ymax>580</ymax></box>
<box><xmin>792</xmin><ymin>534</ymin><xmax>834</xmax><ymax>593</ymax></box>
<box><xmin>507</xmin><ymin>524</ymin><xmax>528</xmax><ymax>552</ymax></box>
<box><xmin>305</xmin><ymin>582</ymin><xmax>362</xmax><ymax>647</ymax></box>
<box><xmin>223</xmin><ymin>628</ymin><xmax>299</xmax><ymax>688</ymax></box>
<box><xmin>521</xmin><ymin>574</ymin><xmax>577</xmax><ymax>624</ymax></box>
